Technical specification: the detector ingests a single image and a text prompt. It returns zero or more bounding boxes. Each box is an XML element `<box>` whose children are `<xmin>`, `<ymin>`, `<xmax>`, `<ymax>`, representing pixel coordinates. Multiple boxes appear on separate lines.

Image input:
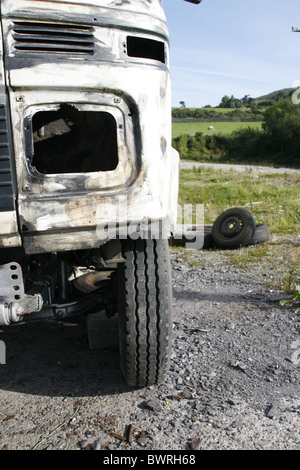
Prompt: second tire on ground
<box><xmin>211</xmin><ymin>207</ymin><xmax>256</xmax><ymax>249</ymax></box>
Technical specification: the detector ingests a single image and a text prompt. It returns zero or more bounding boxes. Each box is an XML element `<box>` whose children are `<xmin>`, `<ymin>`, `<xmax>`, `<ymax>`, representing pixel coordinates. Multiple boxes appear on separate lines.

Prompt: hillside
<box><xmin>254</xmin><ymin>87</ymin><xmax>296</xmax><ymax>104</ymax></box>
<box><xmin>172</xmin><ymin>88</ymin><xmax>297</xmax><ymax>117</ymax></box>
<box><xmin>172</xmin><ymin>87</ymin><xmax>299</xmax><ymax>123</ymax></box>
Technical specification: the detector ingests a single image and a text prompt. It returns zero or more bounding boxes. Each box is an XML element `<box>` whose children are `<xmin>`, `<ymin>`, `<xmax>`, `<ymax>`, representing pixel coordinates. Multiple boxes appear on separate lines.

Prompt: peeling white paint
<box><xmin>36</xmin><ymin>212</ymin><xmax>69</xmax><ymax>231</ymax></box>
<box><xmin>0</xmin><ymin>212</ymin><xmax>22</xmax><ymax>247</ymax></box>
<box><xmin>1</xmin><ymin>0</ymin><xmax>168</xmax><ymax>39</ymax></box>
<box><xmin>0</xmin><ymin>211</ymin><xmax>19</xmax><ymax>235</ymax></box>
<box><xmin>0</xmin><ymin>0</ymin><xmax>179</xmax><ymax>253</ymax></box>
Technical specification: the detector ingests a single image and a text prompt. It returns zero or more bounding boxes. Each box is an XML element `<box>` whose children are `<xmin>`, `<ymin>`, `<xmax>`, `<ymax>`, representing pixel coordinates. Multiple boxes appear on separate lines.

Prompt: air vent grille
<box><xmin>13</xmin><ymin>21</ymin><xmax>95</xmax><ymax>54</ymax></box>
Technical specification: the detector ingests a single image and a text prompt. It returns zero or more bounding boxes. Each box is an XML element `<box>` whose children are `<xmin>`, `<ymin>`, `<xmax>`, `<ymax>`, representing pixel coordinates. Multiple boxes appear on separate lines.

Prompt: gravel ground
<box><xmin>0</xmin><ymin>236</ymin><xmax>299</xmax><ymax>451</ymax></box>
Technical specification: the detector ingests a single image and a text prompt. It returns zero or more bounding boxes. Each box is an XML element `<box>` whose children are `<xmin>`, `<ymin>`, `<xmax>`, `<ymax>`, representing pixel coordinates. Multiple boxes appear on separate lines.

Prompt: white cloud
<box><xmin>171</xmin><ymin>65</ymin><xmax>271</xmax><ymax>83</ymax></box>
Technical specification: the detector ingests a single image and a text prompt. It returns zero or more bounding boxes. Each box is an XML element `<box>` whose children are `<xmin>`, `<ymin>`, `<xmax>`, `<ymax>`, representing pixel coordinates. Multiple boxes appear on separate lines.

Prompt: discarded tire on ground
<box><xmin>211</xmin><ymin>207</ymin><xmax>256</xmax><ymax>250</ymax></box>
<box><xmin>203</xmin><ymin>233</ymin><xmax>216</xmax><ymax>249</ymax></box>
<box><xmin>118</xmin><ymin>238</ymin><xmax>173</xmax><ymax>387</ymax></box>
<box><xmin>248</xmin><ymin>223</ymin><xmax>270</xmax><ymax>245</ymax></box>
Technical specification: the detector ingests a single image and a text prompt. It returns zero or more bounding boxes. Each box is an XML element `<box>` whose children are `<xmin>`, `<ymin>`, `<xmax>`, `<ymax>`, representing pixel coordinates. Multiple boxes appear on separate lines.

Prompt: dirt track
<box><xmin>0</xmin><ymin>236</ymin><xmax>299</xmax><ymax>451</ymax></box>
<box><xmin>180</xmin><ymin>161</ymin><xmax>300</xmax><ymax>175</ymax></box>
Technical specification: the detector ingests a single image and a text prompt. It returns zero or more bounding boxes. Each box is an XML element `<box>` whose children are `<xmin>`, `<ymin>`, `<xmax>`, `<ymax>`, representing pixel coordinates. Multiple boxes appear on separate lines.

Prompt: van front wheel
<box><xmin>118</xmin><ymin>238</ymin><xmax>173</xmax><ymax>387</ymax></box>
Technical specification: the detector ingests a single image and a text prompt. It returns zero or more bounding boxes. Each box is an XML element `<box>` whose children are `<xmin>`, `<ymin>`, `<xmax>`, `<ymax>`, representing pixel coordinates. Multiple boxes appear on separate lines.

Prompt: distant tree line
<box><xmin>173</xmin><ymin>91</ymin><xmax>298</xmax><ymax>121</ymax></box>
<box><xmin>172</xmin><ymin>106</ymin><xmax>263</xmax><ymax>120</ymax></box>
<box><xmin>174</xmin><ymin>90</ymin><xmax>297</xmax><ymax>118</ymax></box>
<box><xmin>172</xmin><ymin>100</ymin><xmax>300</xmax><ymax>168</ymax></box>
<box><xmin>218</xmin><ymin>94</ymin><xmax>254</xmax><ymax>108</ymax></box>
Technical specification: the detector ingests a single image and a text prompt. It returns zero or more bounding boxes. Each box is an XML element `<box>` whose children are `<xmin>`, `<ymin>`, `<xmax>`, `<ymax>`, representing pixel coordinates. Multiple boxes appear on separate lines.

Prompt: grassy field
<box><xmin>205</xmin><ymin>107</ymin><xmax>253</xmax><ymax>114</ymax></box>
<box><xmin>178</xmin><ymin>166</ymin><xmax>300</xmax><ymax>236</ymax></box>
<box><xmin>172</xmin><ymin>107</ymin><xmax>257</xmax><ymax>114</ymax></box>
<box><xmin>177</xmin><ymin>166</ymin><xmax>300</xmax><ymax>287</ymax></box>
<box><xmin>172</xmin><ymin>121</ymin><xmax>262</xmax><ymax>139</ymax></box>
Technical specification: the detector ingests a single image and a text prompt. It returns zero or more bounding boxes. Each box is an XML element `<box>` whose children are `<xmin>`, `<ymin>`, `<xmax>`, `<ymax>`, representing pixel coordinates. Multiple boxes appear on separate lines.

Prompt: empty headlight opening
<box><xmin>30</xmin><ymin>104</ymin><xmax>119</xmax><ymax>174</ymax></box>
<box><xmin>126</xmin><ymin>36</ymin><xmax>166</xmax><ymax>63</ymax></box>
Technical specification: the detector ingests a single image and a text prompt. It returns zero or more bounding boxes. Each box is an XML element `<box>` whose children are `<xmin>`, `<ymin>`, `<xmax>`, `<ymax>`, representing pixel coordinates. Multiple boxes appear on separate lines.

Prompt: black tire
<box><xmin>202</xmin><ymin>233</ymin><xmax>216</xmax><ymax>249</ymax></box>
<box><xmin>118</xmin><ymin>238</ymin><xmax>173</xmax><ymax>387</ymax></box>
<box><xmin>211</xmin><ymin>207</ymin><xmax>256</xmax><ymax>249</ymax></box>
<box><xmin>247</xmin><ymin>223</ymin><xmax>270</xmax><ymax>245</ymax></box>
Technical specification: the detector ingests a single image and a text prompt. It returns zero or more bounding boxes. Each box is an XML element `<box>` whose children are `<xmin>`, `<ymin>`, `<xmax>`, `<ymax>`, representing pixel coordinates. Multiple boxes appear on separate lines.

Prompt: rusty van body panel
<box><xmin>0</xmin><ymin>0</ymin><xmax>178</xmax><ymax>254</ymax></box>
<box><xmin>0</xmin><ymin>0</ymin><xmax>202</xmax><ymax>387</ymax></box>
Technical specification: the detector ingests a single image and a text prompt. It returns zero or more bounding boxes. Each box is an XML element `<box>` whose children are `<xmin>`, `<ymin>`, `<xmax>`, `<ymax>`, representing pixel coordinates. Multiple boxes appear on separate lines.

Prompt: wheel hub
<box><xmin>221</xmin><ymin>216</ymin><xmax>243</xmax><ymax>237</ymax></box>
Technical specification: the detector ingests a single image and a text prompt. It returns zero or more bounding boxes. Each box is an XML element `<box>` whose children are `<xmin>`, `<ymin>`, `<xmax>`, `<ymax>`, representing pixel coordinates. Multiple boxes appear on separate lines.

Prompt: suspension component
<box><xmin>0</xmin><ymin>262</ymin><xmax>43</xmax><ymax>325</ymax></box>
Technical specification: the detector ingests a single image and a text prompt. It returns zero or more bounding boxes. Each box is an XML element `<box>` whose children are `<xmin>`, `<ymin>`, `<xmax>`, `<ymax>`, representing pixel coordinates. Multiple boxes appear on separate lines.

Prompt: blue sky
<box><xmin>162</xmin><ymin>0</ymin><xmax>300</xmax><ymax>107</ymax></box>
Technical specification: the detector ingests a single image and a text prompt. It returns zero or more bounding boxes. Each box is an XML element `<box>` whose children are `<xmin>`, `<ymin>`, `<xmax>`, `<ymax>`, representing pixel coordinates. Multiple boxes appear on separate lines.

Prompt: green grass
<box><xmin>207</xmin><ymin>107</ymin><xmax>255</xmax><ymax>114</ymax></box>
<box><xmin>179</xmin><ymin>167</ymin><xmax>300</xmax><ymax>236</ymax></box>
<box><xmin>172</xmin><ymin>121</ymin><xmax>262</xmax><ymax>139</ymax></box>
<box><xmin>175</xmin><ymin>161</ymin><xmax>300</xmax><ymax>289</ymax></box>
<box><xmin>172</xmin><ymin>107</ymin><xmax>257</xmax><ymax>114</ymax></box>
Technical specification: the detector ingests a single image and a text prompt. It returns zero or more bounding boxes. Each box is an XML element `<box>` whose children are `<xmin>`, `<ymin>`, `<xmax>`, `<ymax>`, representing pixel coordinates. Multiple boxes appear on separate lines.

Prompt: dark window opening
<box><xmin>31</xmin><ymin>105</ymin><xmax>118</xmax><ymax>174</ymax></box>
<box><xmin>127</xmin><ymin>36</ymin><xmax>165</xmax><ymax>63</ymax></box>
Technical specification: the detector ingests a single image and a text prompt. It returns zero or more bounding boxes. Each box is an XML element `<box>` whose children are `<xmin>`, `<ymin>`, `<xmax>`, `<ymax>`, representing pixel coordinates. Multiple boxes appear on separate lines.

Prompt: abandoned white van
<box><xmin>0</xmin><ymin>0</ymin><xmax>201</xmax><ymax>387</ymax></box>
